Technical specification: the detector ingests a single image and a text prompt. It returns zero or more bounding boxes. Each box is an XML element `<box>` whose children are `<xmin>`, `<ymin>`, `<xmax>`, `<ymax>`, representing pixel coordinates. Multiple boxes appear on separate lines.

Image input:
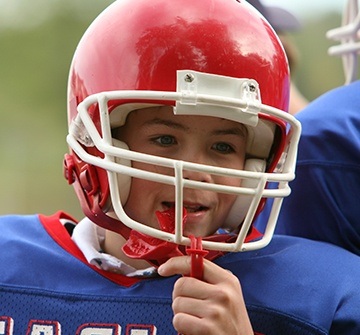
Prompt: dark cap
<box><xmin>246</xmin><ymin>0</ymin><xmax>302</xmax><ymax>32</ymax></box>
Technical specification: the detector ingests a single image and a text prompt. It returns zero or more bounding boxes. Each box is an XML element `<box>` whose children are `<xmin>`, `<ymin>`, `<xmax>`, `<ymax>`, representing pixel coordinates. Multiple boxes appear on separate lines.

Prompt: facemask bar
<box><xmin>67</xmin><ymin>72</ymin><xmax>301</xmax><ymax>252</ymax></box>
<box><xmin>327</xmin><ymin>0</ymin><xmax>360</xmax><ymax>84</ymax></box>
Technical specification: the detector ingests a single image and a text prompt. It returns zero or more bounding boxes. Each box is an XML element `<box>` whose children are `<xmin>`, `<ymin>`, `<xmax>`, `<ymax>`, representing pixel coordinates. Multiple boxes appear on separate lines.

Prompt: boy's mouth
<box><xmin>162</xmin><ymin>202</ymin><xmax>208</xmax><ymax>213</ymax></box>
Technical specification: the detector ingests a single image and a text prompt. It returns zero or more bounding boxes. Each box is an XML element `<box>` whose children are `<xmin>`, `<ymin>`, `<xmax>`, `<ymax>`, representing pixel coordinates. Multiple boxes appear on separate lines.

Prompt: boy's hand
<box><xmin>158</xmin><ymin>256</ymin><xmax>254</xmax><ymax>335</ymax></box>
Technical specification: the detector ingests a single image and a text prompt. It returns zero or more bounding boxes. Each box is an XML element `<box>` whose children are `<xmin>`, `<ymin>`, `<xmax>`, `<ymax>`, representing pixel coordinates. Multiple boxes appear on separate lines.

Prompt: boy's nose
<box><xmin>181</xmin><ymin>151</ymin><xmax>214</xmax><ymax>183</ymax></box>
<box><xmin>182</xmin><ymin>168</ymin><xmax>213</xmax><ymax>183</ymax></box>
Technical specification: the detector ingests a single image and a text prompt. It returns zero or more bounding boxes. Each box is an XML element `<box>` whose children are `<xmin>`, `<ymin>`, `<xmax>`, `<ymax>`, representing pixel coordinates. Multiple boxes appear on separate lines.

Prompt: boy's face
<box><xmin>116</xmin><ymin>106</ymin><xmax>247</xmax><ymax>237</ymax></box>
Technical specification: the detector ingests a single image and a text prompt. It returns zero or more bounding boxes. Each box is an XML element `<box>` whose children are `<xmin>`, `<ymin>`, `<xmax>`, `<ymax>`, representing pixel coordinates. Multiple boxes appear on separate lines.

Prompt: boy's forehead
<box><xmin>126</xmin><ymin>105</ymin><xmax>248</xmax><ymax>137</ymax></box>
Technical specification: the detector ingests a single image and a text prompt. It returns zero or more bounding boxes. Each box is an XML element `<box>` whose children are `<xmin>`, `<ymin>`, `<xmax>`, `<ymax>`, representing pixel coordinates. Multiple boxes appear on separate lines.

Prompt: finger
<box><xmin>158</xmin><ymin>255</ymin><xmax>238</xmax><ymax>286</ymax></box>
<box><xmin>173</xmin><ymin>276</ymin><xmax>213</xmax><ymax>300</ymax></box>
<box><xmin>172</xmin><ymin>293</ymin><xmax>216</xmax><ymax>318</ymax></box>
<box><xmin>201</xmin><ymin>258</ymin><xmax>239</xmax><ymax>285</ymax></box>
<box><xmin>173</xmin><ymin>312</ymin><xmax>211</xmax><ymax>335</ymax></box>
<box><xmin>158</xmin><ymin>255</ymin><xmax>191</xmax><ymax>277</ymax></box>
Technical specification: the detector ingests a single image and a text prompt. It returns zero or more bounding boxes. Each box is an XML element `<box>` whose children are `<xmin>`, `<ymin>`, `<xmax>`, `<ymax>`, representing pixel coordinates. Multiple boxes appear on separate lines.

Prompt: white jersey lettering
<box><xmin>0</xmin><ymin>317</ymin><xmax>14</xmax><ymax>335</ymax></box>
<box><xmin>126</xmin><ymin>325</ymin><xmax>157</xmax><ymax>335</ymax></box>
<box><xmin>0</xmin><ymin>317</ymin><xmax>159</xmax><ymax>335</ymax></box>
<box><xmin>76</xmin><ymin>324</ymin><xmax>121</xmax><ymax>335</ymax></box>
<box><xmin>27</xmin><ymin>320</ymin><xmax>61</xmax><ymax>335</ymax></box>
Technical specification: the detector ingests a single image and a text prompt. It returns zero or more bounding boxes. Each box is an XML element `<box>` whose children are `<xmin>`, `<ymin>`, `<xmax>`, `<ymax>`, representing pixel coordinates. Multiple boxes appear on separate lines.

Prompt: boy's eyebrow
<box><xmin>143</xmin><ymin>118</ymin><xmax>247</xmax><ymax>138</ymax></box>
<box><xmin>211</xmin><ymin>126</ymin><xmax>247</xmax><ymax>138</ymax></box>
<box><xmin>143</xmin><ymin>118</ymin><xmax>188</xmax><ymax>131</ymax></box>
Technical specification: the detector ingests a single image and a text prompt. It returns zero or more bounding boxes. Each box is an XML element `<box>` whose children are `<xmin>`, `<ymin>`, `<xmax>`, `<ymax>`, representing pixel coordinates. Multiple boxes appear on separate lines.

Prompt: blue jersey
<box><xmin>273</xmin><ymin>80</ymin><xmax>360</xmax><ymax>254</ymax></box>
<box><xmin>1</xmin><ymin>212</ymin><xmax>360</xmax><ymax>334</ymax></box>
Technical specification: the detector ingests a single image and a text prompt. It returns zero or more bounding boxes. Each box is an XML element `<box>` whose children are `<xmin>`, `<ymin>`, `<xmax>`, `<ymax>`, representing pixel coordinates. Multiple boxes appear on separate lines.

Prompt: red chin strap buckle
<box><xmin>186</xmin><ymin>235</ymin><xmax>209</xmax><ymax>280</ymax></box>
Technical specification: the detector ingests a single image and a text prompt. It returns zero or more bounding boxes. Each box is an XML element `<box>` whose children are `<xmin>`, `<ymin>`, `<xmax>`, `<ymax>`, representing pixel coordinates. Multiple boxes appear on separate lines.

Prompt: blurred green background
<box><xmin>0</xmin><ymin>0</ymin><xmax>345</xmax><ymax>219</ymax></box>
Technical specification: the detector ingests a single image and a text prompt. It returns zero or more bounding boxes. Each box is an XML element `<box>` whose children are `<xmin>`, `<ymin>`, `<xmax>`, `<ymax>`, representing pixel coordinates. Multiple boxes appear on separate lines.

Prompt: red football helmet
<box><xmin>64</xmin><ymin>0</ymin><xmax>301</xmax><ymax>254</ymax></box>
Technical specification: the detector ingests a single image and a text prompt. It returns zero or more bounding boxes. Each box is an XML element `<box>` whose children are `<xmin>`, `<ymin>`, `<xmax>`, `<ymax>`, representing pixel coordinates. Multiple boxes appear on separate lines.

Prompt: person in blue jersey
<box><xmin>273</xmin><ymin>0</ymin><xmax>360</xmax><ymax>255</ymax></box>
<box><xmin>1</xmin><ymin>1</ymin><xmax>360</xmax><ymax>335</ymax></box>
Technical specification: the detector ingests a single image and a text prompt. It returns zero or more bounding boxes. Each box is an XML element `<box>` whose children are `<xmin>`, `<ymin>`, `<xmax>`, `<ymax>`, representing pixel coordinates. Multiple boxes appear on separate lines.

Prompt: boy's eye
<box><xmin>154</xmin><ymin>135</ymin><xmax>176</xmax><ymax>146</ymax></box>
<box><xmin>212</xmin><ymin>142</ymin><xmax>234</xmax><ymax>153</ymax></box>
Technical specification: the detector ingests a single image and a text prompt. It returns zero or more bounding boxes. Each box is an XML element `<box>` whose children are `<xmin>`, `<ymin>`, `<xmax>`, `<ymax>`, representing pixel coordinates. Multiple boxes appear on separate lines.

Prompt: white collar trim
<box><xmin>71</xmin><ymin>217</ymin><xmax>156</xmax><ymax>277</ymax></box>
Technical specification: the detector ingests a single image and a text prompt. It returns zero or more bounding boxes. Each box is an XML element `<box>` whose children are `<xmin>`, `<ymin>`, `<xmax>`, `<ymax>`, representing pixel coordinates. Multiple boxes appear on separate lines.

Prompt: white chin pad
<box><xmin>112</xmin><ymin>138</ymin><xmax>131</xmax><ymax>205</ymax></box>
<box><xmin>223</xmin><ymin>158</ymin><xmax>266</xmax><ymax>231</ymax></box>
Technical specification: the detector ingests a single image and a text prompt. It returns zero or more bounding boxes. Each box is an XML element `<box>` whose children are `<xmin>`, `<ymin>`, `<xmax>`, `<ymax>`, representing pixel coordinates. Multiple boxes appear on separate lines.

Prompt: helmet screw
<box><xmin>249</xmin><ymin>83</ymin><xmax>256</xmax><ymax>92</ymax></box>
<box><xmin>184</xmin><ymin>73</ymin><xmax>195</xmax><ymax>83</ymax></box>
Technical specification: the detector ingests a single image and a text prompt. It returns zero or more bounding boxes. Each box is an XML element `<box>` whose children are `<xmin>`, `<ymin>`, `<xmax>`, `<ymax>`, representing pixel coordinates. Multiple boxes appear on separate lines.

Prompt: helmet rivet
<box><xmin>184</xmin><ymin>73</ymin><xmax>195</xmax><ymax>83</ymax></box>
<box><xmin>249</xmin><ymin>83</ymin><xmax>256</xmax><ymax>92</ymax></box>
